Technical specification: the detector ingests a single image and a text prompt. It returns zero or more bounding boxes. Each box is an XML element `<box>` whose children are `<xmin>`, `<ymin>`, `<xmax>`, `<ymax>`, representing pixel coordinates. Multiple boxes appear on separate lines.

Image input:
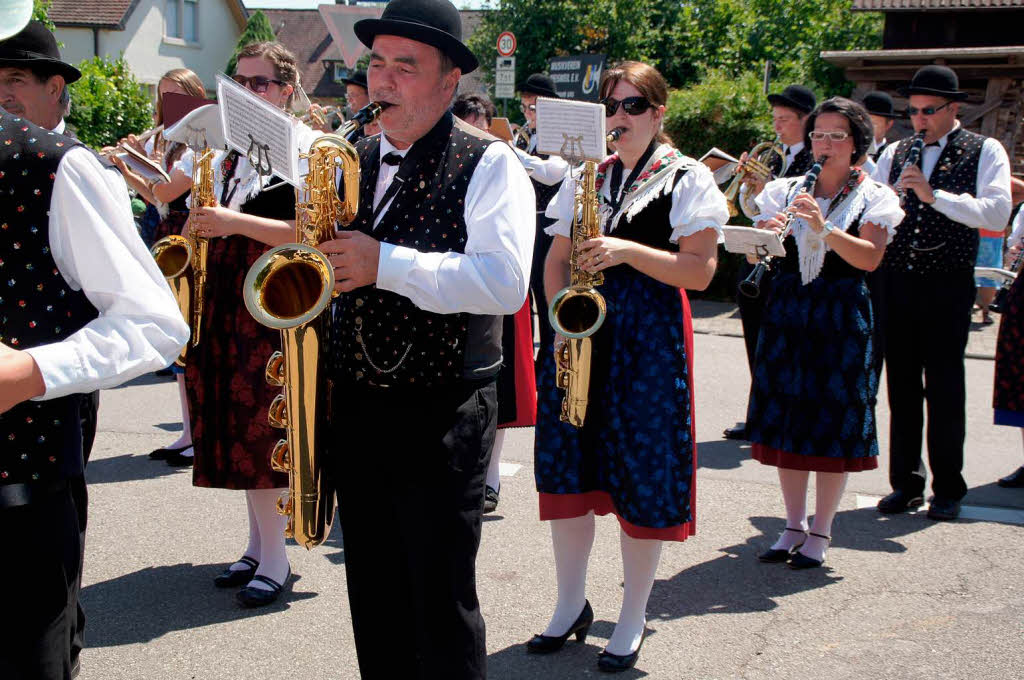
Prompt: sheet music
<box><xmin>722</xmin><ymin>225</ymin><xmax>786</xmax><ymax>258</ymax></box>
<box><xmin>535</xmin><ymin>97</ymin><xmax>606</xmax><ymax>162</ymax></box>
<box><xmin>216</xmin><ymin>73</ymin><xmax>299</xmax><ymax>185</ymax></box>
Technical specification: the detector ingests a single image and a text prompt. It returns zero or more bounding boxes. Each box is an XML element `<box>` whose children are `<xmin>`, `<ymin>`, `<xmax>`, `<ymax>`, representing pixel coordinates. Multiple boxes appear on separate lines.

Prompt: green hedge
<box><xmin>67</xmin><ymin>55</ymin><xmax>153</xmax><ymax>149</ymax></box>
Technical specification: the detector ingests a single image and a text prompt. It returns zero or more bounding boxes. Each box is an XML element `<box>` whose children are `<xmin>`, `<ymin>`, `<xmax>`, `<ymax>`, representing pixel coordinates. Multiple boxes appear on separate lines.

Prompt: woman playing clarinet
<box><xmin>747</xmin><ymin>97</ymin><xmax>905</xmax><ymax>569</ymax></box>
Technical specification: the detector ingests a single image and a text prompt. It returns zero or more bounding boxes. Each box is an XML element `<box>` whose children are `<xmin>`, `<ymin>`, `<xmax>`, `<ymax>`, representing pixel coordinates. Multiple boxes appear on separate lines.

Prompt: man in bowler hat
<box><xmin>872</xmin><ymin>65</ymin><xmax>1012</xmax><ymax>520</ymax></box>
<box><xmin>862</xmin><ymin>90</ymin><xmax>901</xmax><ymax>161</ymax></box>
<box><xmin>318</xmin><ymin>0</ymin><xmax>534</xmax><ymax>676</ymax></box>
<box><xmin>342</xmin><ymin>69</ymin><xmax>380</xmax><ymax>138</ymax></box>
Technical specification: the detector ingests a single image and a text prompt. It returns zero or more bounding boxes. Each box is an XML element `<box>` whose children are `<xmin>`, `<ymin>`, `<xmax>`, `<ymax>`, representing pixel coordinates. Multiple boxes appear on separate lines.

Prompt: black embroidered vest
<box><xmin>884</xmin><ymin>127</ymin><xmax>984</xmax><ymax>274</ymax></box>
<box><xmin>770</xmin><ymin>146</ymin><xmax>814</xmax><ymax>179</ymax></box>
<box><xmin>331</xmin><ymin>113</ymin><xmax>503</xmax><ymax>388</ymax></box>
<box><xmin>0</xmin><ymin>114</ymin><xmax>98</xmax><ymax>488</ymax></box>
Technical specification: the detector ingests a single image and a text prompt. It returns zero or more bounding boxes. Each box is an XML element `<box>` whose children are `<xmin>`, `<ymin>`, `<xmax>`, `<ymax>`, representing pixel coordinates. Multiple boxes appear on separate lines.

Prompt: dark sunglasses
<box><xmin>232</xmin><ymin>74</ymin><xmax>286</xmax><ymax>94</ymax></box>
<box><xmin>907</xmin><ymin>101</ymin><xmax>952</xmax><ymax>117</ymax></box>
<box><xmin>600</xmin><ymin>96</ymin><xmax>653</xmax><ymax>117</ymax></box>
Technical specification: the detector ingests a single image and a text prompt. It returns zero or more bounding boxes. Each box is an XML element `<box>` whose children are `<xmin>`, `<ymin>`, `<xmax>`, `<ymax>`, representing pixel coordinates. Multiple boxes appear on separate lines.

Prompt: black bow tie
<box><xmin>381</xmin><ymin>151</ymin><xmax>404</xmax><ymax>166</ymax></box>
<box><xmin>925</xmin><ymin>141</ymin><xmax>941</xmax><ymax>148</ymax></box>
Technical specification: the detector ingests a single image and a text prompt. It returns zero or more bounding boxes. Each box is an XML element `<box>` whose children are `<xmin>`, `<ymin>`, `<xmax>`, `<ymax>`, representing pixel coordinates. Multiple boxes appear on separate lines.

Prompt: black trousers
<box><xmin>331</xmin><ymin>379</ymin><xmax>497</xmax><ymax>680</ymax></box>
<box><xmin>532</xmin><ymin>214</ymin><xmax>555</xmax><ymax>373</ymax></box>
<box><xmin>736</xmin><ymin>261</ymin><xmax>771</xmax><ymax>373</ymax></box>
<box><xmin>0</xmin><ymin>484</ymin><xmax>82</xmax><ymax>680</ymax></box>
<box><xmin>70</xmin><ymin>391</ymin><xmax>99</xmax><ymax>671</ymax></box>
<box><xmin>883</xmin><ymin>269</ymin><xmax>974</xmax><ymax>501</ymax></box>
<box><xmin>865</xmin><ymin>269</ymin><xmax>886</xmax><ymax>382</ymax></box>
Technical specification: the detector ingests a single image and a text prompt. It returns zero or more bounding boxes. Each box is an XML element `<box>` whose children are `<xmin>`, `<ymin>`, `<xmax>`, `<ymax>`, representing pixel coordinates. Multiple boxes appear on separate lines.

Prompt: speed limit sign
<box><xmin>496</xmin><ymin>31</ymin><xmax>516</xmax><ymax>57</ymax></box>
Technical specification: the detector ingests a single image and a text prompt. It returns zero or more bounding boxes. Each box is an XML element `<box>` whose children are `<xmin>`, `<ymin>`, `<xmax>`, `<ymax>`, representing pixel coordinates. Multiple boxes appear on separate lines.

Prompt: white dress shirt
<box><xmin>780</xmin><ymin>141</ymin><xmax>805</xmax><ymax>176</ymax></box>
<box><xmin>23</xmin><ymin>147</ymin><xmax>190</xmax><ymax>399</ymax></box>
<box><xmin>1009</xmin><ymin>208</ymin><xmax>1024</xmax><ymax>249</ymax></box>
<box><xmin>512</xmin><ymin>145</ymin><xmax>570</xmax><ymax>190</ymax></box>
<box><xmin>871</xmin><ymin>121</ymin><xmax>1012</xmax><ymax>230</ymax></box>
<box><xmin>545</xmin><ymin>155</ymin><xmax>728</xmax><ymax>245</ymax></box>
<box><xmin>373</xmin><ymin>133</ymin><xmax>536</xmax><ymax>316</ymax></box>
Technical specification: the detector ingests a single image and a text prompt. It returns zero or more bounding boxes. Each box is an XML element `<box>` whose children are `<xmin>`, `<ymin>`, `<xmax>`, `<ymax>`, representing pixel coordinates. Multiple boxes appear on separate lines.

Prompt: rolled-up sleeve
<box><xmin>375</xmin><ymin>141</ymin><xmax>536</xmax><ymax>315</ymax></box>
<box><xmin>930</xmin><ymin>138</ymin><xmax>1012</xmax><ymax>229</ymax></box>
<box><xmin>25</xmin><ymin>147</ymin><xmax>189</xmax><ymax>399</ymax></box>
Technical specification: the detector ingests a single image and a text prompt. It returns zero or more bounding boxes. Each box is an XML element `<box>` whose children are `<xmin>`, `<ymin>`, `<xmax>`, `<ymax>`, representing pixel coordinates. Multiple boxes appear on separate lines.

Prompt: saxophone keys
<box><xmin>265</xmin><ymin>351</ymin><xmax>286</xmax><ymax>386</ymax></box>
<box><xmin>270</xmin><ymin>438</ymin><xmax>291</xmax><ymax>472</ymax></box>
<box><xmin>268</xmin><ymin>394</ymin><xmax>288</xmax><ymax>429</ymax></box>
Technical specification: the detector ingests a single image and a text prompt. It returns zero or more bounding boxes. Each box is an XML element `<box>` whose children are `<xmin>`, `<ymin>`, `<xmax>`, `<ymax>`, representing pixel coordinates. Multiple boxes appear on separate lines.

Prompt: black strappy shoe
<box><xmin>597</xmin><ymin>629</ymin><xmax>647</xmax><ymax>673</ymax></box>
<box><xmin>758</xmin><ymin>527</ymin><xmax>807</xmax><ymax>563</ymax></box>
<box><xmin>789</xmin><ymin>532</ymin><xmax>831</xmax><ymax>570</ymax></box>
<box><xmin>526</xmin><ymin>601</ymin><xmax>594</xmax><ymax>654</ymax></box>
<box><xmin>237</xmin><ymin>569</ymin><xmax>291</xmax><ymax>607</ymax></box>
<box><xmin>213</xmin><ymin>556</ymin><xmax>259</xmax><ymax>588</ymax></box>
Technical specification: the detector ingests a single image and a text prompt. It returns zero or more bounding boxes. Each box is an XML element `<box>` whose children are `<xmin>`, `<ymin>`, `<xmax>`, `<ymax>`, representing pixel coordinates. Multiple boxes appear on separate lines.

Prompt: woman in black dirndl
<box><xmin>746</xmin><ymin>98</ymin><xmax>904</xmax><ymax>569</ymax></box>
<box><xmin>182</xmin><ymin>42</ymin><xmax>309</xmax><ymax>607</ymax></box>
<box><xmin>530</xmin><ymin>61</ymin><xmax>728</xmax><ymax>672</ymax></box>
<box><xmin>993</xmin><ymin>207</ymin><xmax>1024</xmax><ymax>487</ymax></box>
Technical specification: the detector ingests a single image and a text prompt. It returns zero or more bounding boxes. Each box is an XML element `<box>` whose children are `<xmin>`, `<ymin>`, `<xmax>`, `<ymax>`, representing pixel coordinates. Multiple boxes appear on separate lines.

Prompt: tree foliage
<box><xmin>67</xmin><ymin>56</ymin><xmax>153</xmax><ymax>148</ymax></box>
<box><xmin>32</xmin><ymin>0</ymin><xmax>55</xmax><ymax>32</ymax></box>
<box><xmin>225</xmin><ymin>10</ymin><xmax>277</xmax><ymax>75</ymax></box>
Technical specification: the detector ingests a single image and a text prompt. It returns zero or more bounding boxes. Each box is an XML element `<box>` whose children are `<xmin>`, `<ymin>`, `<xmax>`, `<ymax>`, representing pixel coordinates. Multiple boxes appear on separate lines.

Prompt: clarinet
<box><xmin>739</xmin><ymin>157</ymin><xmax>826</xmax><ymax>299</ymax></box>
<box><xmin>896</xmin><ymin>131</ymin><xmax>926</xmax><ymax>206</ymax></box>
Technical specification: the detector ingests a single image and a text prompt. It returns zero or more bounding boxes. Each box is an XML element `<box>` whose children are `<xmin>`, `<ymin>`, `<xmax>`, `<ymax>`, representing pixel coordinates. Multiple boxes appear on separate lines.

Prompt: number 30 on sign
<box><xmin>496</xmin><ymin>31</ymin><xmax>516</xmax><ymax>57</ymax></box>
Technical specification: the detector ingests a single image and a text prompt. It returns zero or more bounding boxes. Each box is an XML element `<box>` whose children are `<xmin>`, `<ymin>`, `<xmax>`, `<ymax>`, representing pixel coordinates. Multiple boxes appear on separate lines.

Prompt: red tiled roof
<box><xmin>49</xmin><ymin>0</ymin><xmax>140</xmax><ymax>28</ymax></box>
<box><xmin>263</xmin><ymin>9</ymin><xmax>346</xmax><ymax>100</ymax></box>
<box><xmin>853</xmin><ymin>0</ymin><xmax>1024</xmax><ymax>10</ymax></box>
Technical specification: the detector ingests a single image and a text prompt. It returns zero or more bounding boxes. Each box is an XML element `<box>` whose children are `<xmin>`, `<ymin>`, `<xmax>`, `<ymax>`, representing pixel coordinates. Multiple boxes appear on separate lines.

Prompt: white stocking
<box><xmin>167</xmin><ymin>374</ymin><xmax>193</xmax><ymax>452</ymax></box>
<box><xmin>772</xmin><ymin>468</ymin><xmax>810</xmax><ymax>551</ymax></box>
<box><xmin>485</xmin><ymin>429</ymin><xmax>505</xmax><ymax>491</ymax></box>
<box><xmin>803</xmin><ymin>471</ymin><xmax>848</xmax><ymax>561</ymax></box>
<box><xmin>606</xmin><ymin>530</ymin><xmax>661</xmax><ymax>656</ymax></box>
<box><xmin>542</xmin><ymin>513</ymin><xmax>595</xmax><ymax>636</ymax></box>
<box><xmin>228</xmin><ymin>491</ymin><xmax>262</xmax><ymax>572</ymax></box>
<box><xmin>246</xmin><ymin>488</ymin><xmax>290</xmax><ymax>590</ymax></box>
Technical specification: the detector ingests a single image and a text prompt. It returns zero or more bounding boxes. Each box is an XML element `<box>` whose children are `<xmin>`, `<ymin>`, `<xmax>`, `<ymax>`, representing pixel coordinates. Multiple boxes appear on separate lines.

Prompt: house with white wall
<box><xmin>50</xmin><ymin>0</ymin><xmax>250</xmax><ymax>96</ymax></box>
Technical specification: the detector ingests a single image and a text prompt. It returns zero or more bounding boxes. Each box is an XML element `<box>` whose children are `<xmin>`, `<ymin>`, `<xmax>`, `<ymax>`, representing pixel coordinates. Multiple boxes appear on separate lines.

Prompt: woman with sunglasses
<box><xmin>181</xmin><ymin>42</ymin><xmax>306</xmax><ymax>607</ymax></box>
<box><xmin>746</xmin><ymin>97</ymin><xmax>904</xmax><ymax>569</ymax></box>
<box><xmin>530</xmin><ymin>61</ymin><xmax>727</xmax><ymax>672</ymax></box>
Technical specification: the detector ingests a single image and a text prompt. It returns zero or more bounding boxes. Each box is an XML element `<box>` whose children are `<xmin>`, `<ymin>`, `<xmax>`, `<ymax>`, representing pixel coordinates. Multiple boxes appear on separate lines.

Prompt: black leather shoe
<box><xmin>237</xmin><ymin>570</ymin><xmax>290</xmax><ymax>607</ymax></box>
<box><xmin>166</xmin><ymin>449</ymin><xmax>194</xmax><ymax>467</ymax></box>
<box><xmin>723</xmin><ymin>424</ymin><xmax>748</xmax><ymax>440</ymax></box>
<box><xmin>789</xmin><ymin>532</ymin><xmax>830</xmax><ymax>570</ymax></box>
<box><xmin>483</xmin><ymin>485</ymin><xmax>499</xmax><ymax>514</ymax></box>
<box><xmin>998</xmin><ymin>466</ymin><xmax>1024</xmax><ymax>488</ymax></box>
<box><xmin>214</xmin><ymin>556</ymin><xmax>259</xmax><ymax>588</ymax></box>
<box><xmin>597</xmin><ymin>630</ymin><xmax>646</xmax><ymax>673</ymax></box>
<box><xmin>526</xmin><ymin>601</ymin><xmax>594</xmax><ymax>654</ymax></box>
<box><xmin>877</xmin><ymin>489</ymin><xmax>924</xmax><ymax>514</ymax></box>
<box><xmin>148</xmin><ymin>444</ymin><xmax>190</xmax><ymax>460</ymax></box>
<box><xmin>758</xmin><ymin>527</ymin><xmax>807</xmax><ymax>563</ymax></box>
<box><xmin>926</xmin><ymin>497</ymin><xmax>961</xmax><ymax>521</ymax></box>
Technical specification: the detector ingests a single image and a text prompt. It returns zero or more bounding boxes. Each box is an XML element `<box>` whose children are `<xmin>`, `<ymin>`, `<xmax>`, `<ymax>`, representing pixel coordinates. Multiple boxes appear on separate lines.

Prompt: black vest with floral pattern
<box><xmin>0</xmin><ymin>113</ymin><xmax>98</xmax><ymax>489</ymax></box>
<box><xmin>330</xmin><ymin>113</ymin><xmax>503</xmax><ymax>388</ymax></box>
<box><xmin>885</xmin><ymin>127</ymin><xmax>984</xmax><ymax>274</ymax></box>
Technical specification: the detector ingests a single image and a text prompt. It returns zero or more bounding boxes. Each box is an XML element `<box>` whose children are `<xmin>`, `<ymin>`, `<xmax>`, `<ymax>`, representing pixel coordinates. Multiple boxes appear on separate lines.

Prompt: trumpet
<box><xmin>896</xmin><ymin>131</ymin><xmax>926</xmax><ymax>206</ymax></box>
<box><xmin>301</xmin><ymin>104</ymin><xmax>344</xmax><ymax>129</ymax></box>
<box><xmin>513</xmin><ymin>124</ymin><xmax>531</xmax><ymax>150</ymax></box>
<box><xmin>723</xmin><ymin>138</ymin><xmax>784</xmax><ymax>217</ymax></box>
<box><xmin>739</xmin><ymin>155</ymin><xmax>825</xmax><ymax>298</ymax></box>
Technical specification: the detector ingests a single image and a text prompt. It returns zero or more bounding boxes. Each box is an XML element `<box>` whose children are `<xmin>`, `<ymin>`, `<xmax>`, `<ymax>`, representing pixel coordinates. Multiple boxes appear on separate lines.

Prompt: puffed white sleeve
<box><xmin>753</xmin><ymin>177</ymin><xmax>792</xmax><ymax>222</ymax></box>
<box><xmin>860</xmin><ymin>181</ymin><xmax>905</xmax><ymax>243</ymax></box>
<box><xmin>668</xmin><ymin>163</ymin><xmax>728</xmax><ymax>244</ymax></box>
<box><xmin>543</xmin><ymin>169</ymin><xmax>578</xmax><ymax>239</ymax></box>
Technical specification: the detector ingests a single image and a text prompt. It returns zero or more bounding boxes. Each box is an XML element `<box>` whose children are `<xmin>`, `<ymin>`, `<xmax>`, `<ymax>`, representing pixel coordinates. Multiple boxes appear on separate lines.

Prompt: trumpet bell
<box><xmin>549</xmin><ymin>286</ymin><xmax>607</xmax><ymax>339</ymax></box>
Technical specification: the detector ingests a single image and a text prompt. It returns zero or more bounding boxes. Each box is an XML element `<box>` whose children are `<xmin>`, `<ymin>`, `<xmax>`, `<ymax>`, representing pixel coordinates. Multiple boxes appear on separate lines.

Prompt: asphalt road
<box><xmin>77</xmin><ymin>333</ymin><xmax>1024</xmax><ymax>679</ymax></box>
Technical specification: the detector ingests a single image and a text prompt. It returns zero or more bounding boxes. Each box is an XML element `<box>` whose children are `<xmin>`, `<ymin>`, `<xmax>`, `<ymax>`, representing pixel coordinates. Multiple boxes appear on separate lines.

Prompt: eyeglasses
<box><xmin>519</xmin><ymin>103</ymin><xmax>536</xmax><ymax>113</ymax></box>
<box><xmin>232</xmin><ymin>74</ymin><xmax>286</xmax><ymax>94</ymax></box>
<box><xmin>600</xmin><ymin>96</ymin><xmax>653</xmax><ymax>117</ymax></box>
<box><xmin>907</xmin><ymin>101</ymin><xmax>952</xmax><ymax>117</ymax></box>
<box><xmin>809</xmin><ymin>131</ymin><xmax>850</xmax><ymax>142</ymax></box>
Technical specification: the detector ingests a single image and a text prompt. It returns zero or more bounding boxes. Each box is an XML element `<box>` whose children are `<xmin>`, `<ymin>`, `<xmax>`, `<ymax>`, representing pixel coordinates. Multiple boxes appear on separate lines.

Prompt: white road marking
<box><xmin>855</xmin><ymin>494</ymin><xmax>1024</xmax><ymax>526</ymax></box>
<box><xmin>499</xmin><ymin>462</ymin><xmax>522</xmax><ymax>477</ymax></box>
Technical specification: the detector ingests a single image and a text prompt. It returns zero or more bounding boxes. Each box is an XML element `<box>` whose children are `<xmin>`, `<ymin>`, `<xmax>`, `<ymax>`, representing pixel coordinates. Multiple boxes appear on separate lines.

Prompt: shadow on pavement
<box><xmin>109</xmin><ymin>372</ymin><xmax>177</xmax><ymax>389</ymax></box>
<box><xmin>963</xmin><ymin>480</ymin><xmax>1024</xmax><ymax>510</ymax></box>
<box><xmin>86</xmin><ymin>454</ymin><xmax>186</xmax><ymax>485</ymax></box>
<box><xmin>81</xmin><ymin>563</ymin><xmax>316</xmax><ymax>647</ymax></box>
<box><xmin>696</xmin><ymin>438</ymin><xmax>749</xmax><ymax>471</ymax></box>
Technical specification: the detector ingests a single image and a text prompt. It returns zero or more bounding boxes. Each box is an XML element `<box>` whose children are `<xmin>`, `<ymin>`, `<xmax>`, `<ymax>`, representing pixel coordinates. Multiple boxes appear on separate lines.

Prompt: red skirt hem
<box><xmin>538</xmin><ymin>491</ymin><xmax>695</xmax><ymax>542</ymax></box>
<box><xmin>497</xmin><ymin>299</ymin><xmax>537</xmax><ymax>429</ymax></box>
<box><xmin>751</xmin><ymin>444</ymin><xmax>878</xmax><ymax>472</ymax></box>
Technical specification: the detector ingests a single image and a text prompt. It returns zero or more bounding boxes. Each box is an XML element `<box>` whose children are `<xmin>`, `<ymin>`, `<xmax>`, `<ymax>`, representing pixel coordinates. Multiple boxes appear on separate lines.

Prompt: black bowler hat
<box><xmin>355</xmin><ymin>0</ymin><xmax>478</xmax><ymax>74</ymax></box>
<box><xmin>518</xmin><ymin>73</ymin><xmax>558</xmax><ymax>98</ymax></box>
<box><xmin>767</xmin><ymin>84</ymin><xmax>816</xmax><ymax>114</ymax></box>
<box><xmin>0</xmin><ymin>20</ymin><xmax>80</xmax><ymax>84</ymax></box>
<box><xmin>862</xmin><ymin>91</ymin><xmax>900</xmax><ymax>118</ymax></box>
<box><xmin>899</xmin><ymin>65</ymin><xmax>968</xmax><ymax>101</ymax></box>
<box><xmin>342</xmin><ymin>70</ymin><xmax>368</xmax><ymax>89</ymax></box>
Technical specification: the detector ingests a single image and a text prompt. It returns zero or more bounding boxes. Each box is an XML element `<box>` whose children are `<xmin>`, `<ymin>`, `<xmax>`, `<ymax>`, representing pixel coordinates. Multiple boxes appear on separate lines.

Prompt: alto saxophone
<box><xmin>548</xmin><ymin>159</ymin><xmax>606</xmax><ymax>428</ymax></box>
<box><xmin>149</xmin><ymin>147</ymin><xmax>214</xmax><ymax>365</ymax></box>
<box><xmin>243</xmin><ymin>102</ymin><xmax>387</xmax><ymax>549</ymax></box>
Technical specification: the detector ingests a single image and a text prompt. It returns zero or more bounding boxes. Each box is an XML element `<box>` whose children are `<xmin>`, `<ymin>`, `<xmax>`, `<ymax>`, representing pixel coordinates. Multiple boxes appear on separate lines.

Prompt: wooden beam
<box><xmin>978</xmin><ymin>78</ymin><xmax>1011</xmax><ymax>136</ymax></box>
<box><xmin>845</xmin><ymin>65</ymin><xmax>1024</xmax><ymax>81</ymax></box>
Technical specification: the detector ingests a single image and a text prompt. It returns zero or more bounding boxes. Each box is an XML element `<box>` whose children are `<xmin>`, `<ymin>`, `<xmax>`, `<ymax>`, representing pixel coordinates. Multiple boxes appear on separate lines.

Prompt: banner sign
<box><xmin>548</xmin><ymin>54</ymin><xmax>606</xmax><ymax>102</ymax></box>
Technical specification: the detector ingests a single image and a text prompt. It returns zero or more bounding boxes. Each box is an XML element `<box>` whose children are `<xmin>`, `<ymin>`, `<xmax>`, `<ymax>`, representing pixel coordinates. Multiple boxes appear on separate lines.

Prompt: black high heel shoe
<box><xmin>789</xmin><ymin>532</ymin><xmax>831</xmax><ymax>570</ymax></box>
<box><xmin>526</xmin><ymin>601</ymin><xmax>594</xmax><ymax>654</ymax></box>
<box><xmin>213</xmin><ymin>556</ymin><xmax>259</xmax><ymax>588</ymax></box>
<box><xmin>597</xmin><ymin>629</ymin><xmax>647</xmax><ymax>673</ymax></box>
<box><xmin>758</xmin><ymin>527</ymin><xmax>808</xmax><ymax>563</ymax></box>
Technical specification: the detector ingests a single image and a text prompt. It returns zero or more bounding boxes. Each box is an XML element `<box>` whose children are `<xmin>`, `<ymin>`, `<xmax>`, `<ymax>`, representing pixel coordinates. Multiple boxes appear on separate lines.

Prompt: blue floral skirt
<box><xmin>533</xmin><ymin>269</ymin><xmax>697</xmax><ymax>541</ymax></box>
<box><xmin>747</xmin><ymin>272</ymin><xmax>879</xmax><ymax>472</ymax></box>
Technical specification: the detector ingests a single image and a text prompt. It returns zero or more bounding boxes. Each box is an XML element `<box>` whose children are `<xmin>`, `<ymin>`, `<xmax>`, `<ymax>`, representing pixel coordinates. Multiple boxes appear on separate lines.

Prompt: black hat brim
<box><xmin>0</xmin><ymin>53</ymin><xmax>80</xmax><ymax>84</ymax></box>
<box><xmin>341</xmin><ymin>77</ymin><xmax>367</xmax><ymax>88</ymax></box>
<box><xmin>766</xmin><ymin>93</ymin><xmax>813</xmax><ymax>114</ymax></box>
<box><xmin>518</xmin><ymin>84</ymin><xmax>558</xmax><ymax>98</ymax></box>
<box><xmin>867</xmin><ymin>111</ymin><xmax>902</xmax><ymax>118</ymax></box>
<box><xmin>897</xmin><ymin>86</ymin><xmax>969</xmax><ymax>102</ymax></box>
<box><xmin>354</xmin><ymin>18</ymin><xmax>478</xmax><ymax>74</ymax></box>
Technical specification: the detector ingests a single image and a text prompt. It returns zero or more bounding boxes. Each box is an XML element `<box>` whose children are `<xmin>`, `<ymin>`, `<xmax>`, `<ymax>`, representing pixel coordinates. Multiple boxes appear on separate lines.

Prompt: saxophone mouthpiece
<box><xmin>607</xmin><ymin>127</ymin><xmax>625</xmax><ymax>143</ymax></box>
